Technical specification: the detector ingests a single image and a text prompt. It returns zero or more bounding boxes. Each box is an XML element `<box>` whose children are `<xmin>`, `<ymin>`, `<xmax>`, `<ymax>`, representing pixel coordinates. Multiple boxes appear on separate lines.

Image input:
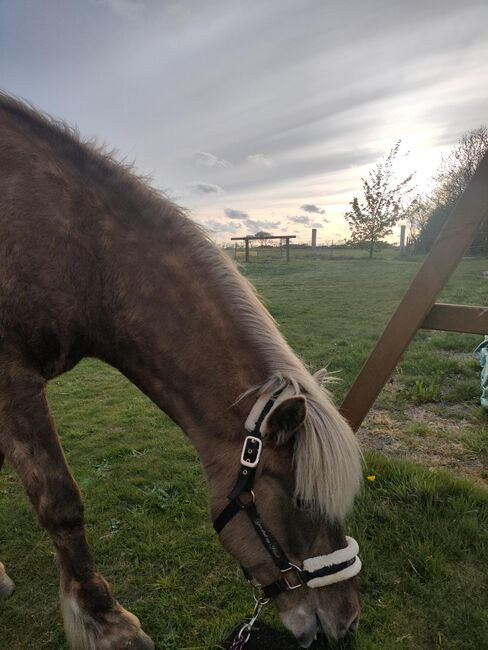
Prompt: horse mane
<box><xmin>0</xmin><ymin>91</ymin><xmax>165</xmax><ymax>217</ymax></box>
<box><xmin>183</xmin><ymin>233</ymin><xmax>363</xmax><ymax>522</ymax></box>
<box><xmin>1</xmin><ymin>91</ymin><xmax>362</xmax><ymax>522</ymax></box>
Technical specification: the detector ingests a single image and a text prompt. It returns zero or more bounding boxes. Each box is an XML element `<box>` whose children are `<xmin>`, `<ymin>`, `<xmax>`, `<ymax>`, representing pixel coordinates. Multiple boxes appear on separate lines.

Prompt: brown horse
<box><xmin>0</xmin><ymin>94</ymin><xmax>362</xmax><ymax>649</ymax></box>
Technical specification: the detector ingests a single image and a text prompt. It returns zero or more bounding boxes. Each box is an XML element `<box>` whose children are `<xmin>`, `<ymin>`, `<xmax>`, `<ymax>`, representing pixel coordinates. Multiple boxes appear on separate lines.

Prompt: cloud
<box><xmin>203</xmin><ymin>219</ymin><xmax>242</xmax><ymax>234</ymax></box>
<box><xmin>287</xmin><ymin>215</ymin><xmax>328</xmax><ymax>228</ymax></box>
<box><xmin>225</xmin><ymin>208</ymin><xmax>249</xmax><ymax>220</ymax></box>
<box><xmin>92</xmin><ymin>0</ymin><xmax>144</xmax><ymax>19</ymax></box>
<box><xmin>165</xmin><ymin>3</ymin><xmax>193</xmax><ymax>30</ymax></box>
<box><xmin>5</xmin><ymin>0</ymin><xmax>488</xmax><ymax>243</ymax></box>
<box><xmin>190</xmin><ymin>182</ymin><xmax>224</xmax><ymax>194</ymax></box>
<box><xmin>223</xmin><ymin>212</ymin><xmax>279</xmax><ymax>232</ymax></box>
<box><xmin>245</xmin><ymin>219</ymin><xmax>280</xmax><ymax>232</ymax></box>
<box><xmin>247</xmin><ymin>153</ymin><xmax>273</xmax><ymax>167</ymax></box>
<box><xmin>301</xmin><ymin>203</ymin><xmax>325</xmax><ymax>214</ymax></box>
<box><xmin>288</xmin><ymin>215</ymin><xmax>313</xmax><ymax>225</ymax></box>
<box><xmin>194</xmin><ymin>151</ymin><xmax>230</xmax><ymax>168</ymax></box>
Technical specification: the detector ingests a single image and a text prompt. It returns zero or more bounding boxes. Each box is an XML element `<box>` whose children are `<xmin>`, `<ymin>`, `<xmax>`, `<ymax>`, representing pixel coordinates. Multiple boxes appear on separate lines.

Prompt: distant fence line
<box><xmin>231</xmin><ymin>234</ymin><xmax>296</xmax><ymax>262</ymax></box>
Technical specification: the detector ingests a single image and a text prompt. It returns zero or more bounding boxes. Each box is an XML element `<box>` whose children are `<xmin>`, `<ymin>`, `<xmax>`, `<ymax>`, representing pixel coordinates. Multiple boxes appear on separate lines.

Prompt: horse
<box><xmin>0</xmin><ymin>93</ymin><xmax>362</xmax><ymax>649</ymax></box>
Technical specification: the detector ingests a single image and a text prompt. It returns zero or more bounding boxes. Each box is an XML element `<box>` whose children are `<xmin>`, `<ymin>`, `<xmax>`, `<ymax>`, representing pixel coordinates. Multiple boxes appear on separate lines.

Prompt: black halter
<box><xmin>213</xmin><ymin>388</ymin><xmax>359</xmax><ymax>598</ymax></box>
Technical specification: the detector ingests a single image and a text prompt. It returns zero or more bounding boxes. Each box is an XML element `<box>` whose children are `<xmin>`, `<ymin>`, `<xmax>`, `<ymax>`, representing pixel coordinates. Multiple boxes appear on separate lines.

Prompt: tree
<box><xmin>416</xmin><ymin>126</ymin><xmax>488</xmax><ymax>253</ymax></box>
<box><xmin>254</xmin><ymin>231</ymin><xmax>272</xmax><ymax>246</ymax></box>
<box><xmin>344</xmin><ymin>141</ymin><xmax>415</xmax><ymax>258</ymax></box>
<box><xmin>432</xmin><ymin>125</ymin><xmax>488</xmax><ymax>208</ymax></box>
<box><xmin>404</xmin><ymin>194</ymin><xmax>430</xmax><ymax>248</ymax></box>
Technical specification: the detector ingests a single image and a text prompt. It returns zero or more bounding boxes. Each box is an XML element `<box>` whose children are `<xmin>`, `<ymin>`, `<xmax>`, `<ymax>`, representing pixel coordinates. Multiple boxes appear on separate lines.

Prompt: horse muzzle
<box><xmin>281</xmin><ymin>605</ymin><xmax>360</xmax><ymax>647</ymax></box>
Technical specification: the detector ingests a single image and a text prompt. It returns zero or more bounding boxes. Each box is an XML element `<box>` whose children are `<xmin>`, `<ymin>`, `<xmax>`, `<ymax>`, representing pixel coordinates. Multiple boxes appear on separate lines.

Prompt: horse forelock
<box><xmin>241</xmin><ymin>373</ymin><xmax>362</xmax><ymax>522</ymax></box>
<box><xmin>295</xmin><ymin>379</ymin><xmax>363</xmax><ymax>521</ymax></box>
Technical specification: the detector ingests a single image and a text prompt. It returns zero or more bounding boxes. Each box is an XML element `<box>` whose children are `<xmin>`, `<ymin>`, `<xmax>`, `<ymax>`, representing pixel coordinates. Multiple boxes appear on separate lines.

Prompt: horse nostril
<box><xmin>347</xmin><ymin>612</ymin><xmax>360</xmax><ymax>635</ymax></box>
<box><xmin>337</xmin><ymin>612</ymin><xmax>360</xmax><ymax>639</ymax></box>
<box><xmin>316</xmin><ymin>609</ymin><xmax>360</xmax><ymax>642</ymax></box>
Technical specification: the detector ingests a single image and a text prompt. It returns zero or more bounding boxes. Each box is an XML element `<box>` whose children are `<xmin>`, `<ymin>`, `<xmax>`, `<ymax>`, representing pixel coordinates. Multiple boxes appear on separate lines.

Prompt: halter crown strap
<box><xmin>215</xmin><ymin>385</ymin><xmax>288</xmax><ymax>523</ymax></box>
<box><xmin>244</xmin><ymin>385</ymin><xmax>297</xmax><ymax>435</ymax></box>
<box><xmin>213</xmin><ymin>386</ymin><xmax>287</xmax><ymax>534</ymax></box>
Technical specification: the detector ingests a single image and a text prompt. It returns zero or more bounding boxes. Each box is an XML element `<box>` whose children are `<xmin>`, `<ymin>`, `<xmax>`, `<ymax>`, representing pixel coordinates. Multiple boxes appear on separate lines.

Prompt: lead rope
<box><xmin>229</xmin><ymin>591</ymin><xmax>269</xmax><ymax>650</ymax></box>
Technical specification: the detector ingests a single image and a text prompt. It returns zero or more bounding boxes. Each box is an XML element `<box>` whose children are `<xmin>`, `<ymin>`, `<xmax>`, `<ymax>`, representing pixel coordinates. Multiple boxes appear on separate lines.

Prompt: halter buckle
<box><xmin>281</xmin><ymin>563</ymin><xmax>304</xmax><ymax>590</ymax></box>
<box><xmin>240</xmin><ymin>436</ymin><xmax>262</xmax><ymax>468</ymax></box>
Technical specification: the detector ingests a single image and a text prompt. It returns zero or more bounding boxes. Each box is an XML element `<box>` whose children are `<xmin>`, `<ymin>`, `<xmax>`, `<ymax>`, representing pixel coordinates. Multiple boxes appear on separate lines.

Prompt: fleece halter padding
<box><xmin>302</xmin><ymin>536</ymin><xmax>361</xmax><ymax>588</ymax></box>
<box><xmin>244</xmin><ymin>385</ymin><xmax>298</xmax><ymax>434</ymax></box>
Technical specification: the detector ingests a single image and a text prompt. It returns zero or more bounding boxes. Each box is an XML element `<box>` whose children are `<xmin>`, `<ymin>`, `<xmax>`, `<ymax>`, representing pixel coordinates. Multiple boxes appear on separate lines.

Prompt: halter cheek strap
<box><xmin>213</xmin><ymin>388</ymin><xmax>362</xmax><ymax>597</ymax></box>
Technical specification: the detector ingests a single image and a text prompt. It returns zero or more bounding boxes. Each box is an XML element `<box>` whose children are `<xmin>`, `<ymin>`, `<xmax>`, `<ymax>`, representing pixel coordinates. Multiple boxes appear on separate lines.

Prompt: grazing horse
<box><xmin>0</xmin><ymin>94</ymin><xmax>362</xmax><ymax>649</ymax></box>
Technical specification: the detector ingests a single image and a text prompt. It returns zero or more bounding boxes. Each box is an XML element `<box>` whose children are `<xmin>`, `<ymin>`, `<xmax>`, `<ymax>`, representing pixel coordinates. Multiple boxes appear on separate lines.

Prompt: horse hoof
<box><xmin>0</xmin><ymin>570</ymin><xmax>15</xmax><ymax>598</ymax></box>
<box><xmin>127</xmin><ymin>630</ymin><xmax>155</xmax><ymax>650</ymax></box>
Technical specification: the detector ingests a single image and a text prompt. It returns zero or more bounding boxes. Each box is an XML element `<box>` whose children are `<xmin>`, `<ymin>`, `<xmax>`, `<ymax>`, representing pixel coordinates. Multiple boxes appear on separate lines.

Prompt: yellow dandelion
<box><xmin>367</xmin><ymin>475</ymin><xmax>376</xmax><ymax>482</ymax></box>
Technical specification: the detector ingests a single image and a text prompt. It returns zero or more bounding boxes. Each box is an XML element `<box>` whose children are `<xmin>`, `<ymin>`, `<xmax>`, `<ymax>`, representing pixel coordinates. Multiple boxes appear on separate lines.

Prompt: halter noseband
<box><xmin>213</xmin><ymin>387</ymin><xmax>362</xmax><ymax>598</ymax></box>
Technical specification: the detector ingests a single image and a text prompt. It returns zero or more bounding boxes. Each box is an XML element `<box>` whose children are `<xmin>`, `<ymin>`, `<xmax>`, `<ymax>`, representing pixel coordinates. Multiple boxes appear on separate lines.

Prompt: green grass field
<box><xmin>1</xmin><ymin>253</ymin><xmax>488</xmax><ymax>649</ymax></box>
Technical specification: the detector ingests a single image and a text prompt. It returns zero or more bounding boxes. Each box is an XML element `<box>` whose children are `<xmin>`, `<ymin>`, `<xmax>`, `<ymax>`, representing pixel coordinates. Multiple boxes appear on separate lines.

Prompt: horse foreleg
<box><xmin>0</xmin><ymin>451</ymin><xmax>16</xmax><ymax>597</ymax></box>
<box><xmin>0</xmin><ymin>360</ymin><xmax>154</xmax><ymax>650</ymax></box>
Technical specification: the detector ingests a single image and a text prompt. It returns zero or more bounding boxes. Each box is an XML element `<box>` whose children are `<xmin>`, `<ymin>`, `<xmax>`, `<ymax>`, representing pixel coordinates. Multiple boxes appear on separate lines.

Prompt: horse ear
<box><xmin>265</xmin><ymin>396</ymin><xmax>307</xmax><ymax>445</ymax></box>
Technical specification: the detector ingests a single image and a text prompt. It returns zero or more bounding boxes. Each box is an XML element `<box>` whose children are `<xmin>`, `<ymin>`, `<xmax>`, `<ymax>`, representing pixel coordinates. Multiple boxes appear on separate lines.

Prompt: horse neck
<box><xmin>94</xmin><ymin>204</ymin><xmax>272</xmax><ymax>470</ymax></box>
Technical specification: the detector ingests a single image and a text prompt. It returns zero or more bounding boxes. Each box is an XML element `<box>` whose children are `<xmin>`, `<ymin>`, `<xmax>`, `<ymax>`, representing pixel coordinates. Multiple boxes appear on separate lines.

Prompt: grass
<box><xmin>1</xmin><ymin>253</ymin><xmax>488</xmax><ymax>649</ymax></box>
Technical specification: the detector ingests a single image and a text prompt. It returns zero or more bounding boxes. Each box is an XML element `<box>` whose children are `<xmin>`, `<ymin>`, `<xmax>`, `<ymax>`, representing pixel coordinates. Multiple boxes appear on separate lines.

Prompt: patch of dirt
<box><xmin>449</xmin><ymin>351</ymin><xmax>478</xmax><ymax>363</ymax></box>
<box><xmin>403</xmin><ymin>404</ymin><xmax>473</xmax><ymax>433</ymax></box>
<box><xmin>358</xmin><ymin>406</ymin><xmax>487</xmax><ymax>487</ymax></box>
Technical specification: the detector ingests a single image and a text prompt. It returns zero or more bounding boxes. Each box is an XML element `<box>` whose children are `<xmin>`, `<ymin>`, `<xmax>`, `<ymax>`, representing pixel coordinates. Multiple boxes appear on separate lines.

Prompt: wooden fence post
<box><xmin>312</xmin><ymin>229</ymin><xmax>317</xmax><ymax>248</ymax></box>
<box><xmin>400</xmin><ymin>225</ymin><xmax>406</xmax><ymax>256</ymax></box>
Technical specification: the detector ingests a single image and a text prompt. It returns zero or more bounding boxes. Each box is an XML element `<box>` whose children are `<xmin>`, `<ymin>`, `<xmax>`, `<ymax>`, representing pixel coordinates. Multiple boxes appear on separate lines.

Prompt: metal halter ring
<box><xmin>236</xmin><ymin>490</ymin><xmax>256</xmax><ymax>510</ymax></box>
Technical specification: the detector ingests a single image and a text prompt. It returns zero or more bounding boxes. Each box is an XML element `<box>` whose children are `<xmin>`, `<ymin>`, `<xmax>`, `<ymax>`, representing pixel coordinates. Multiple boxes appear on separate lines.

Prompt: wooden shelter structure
<box><xmin>231</xmin><ymin>234</ymin><xmax>296</xmax><ymax>262</ymax></box>
<box><xmin>340</xmin><ymin>152</ymin><xmax>488</xmax><ymax>431</ymax></box>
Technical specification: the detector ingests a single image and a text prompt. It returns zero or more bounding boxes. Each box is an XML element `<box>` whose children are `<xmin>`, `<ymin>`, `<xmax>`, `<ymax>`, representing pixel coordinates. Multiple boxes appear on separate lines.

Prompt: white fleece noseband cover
<box><xmin>303</xmin><ymin>536</ymin><xmax>361</xmax><ymax>587</ymax></box>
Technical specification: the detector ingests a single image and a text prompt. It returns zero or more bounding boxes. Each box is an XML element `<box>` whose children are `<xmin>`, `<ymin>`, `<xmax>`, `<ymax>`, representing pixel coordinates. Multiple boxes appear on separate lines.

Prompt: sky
<box><xmin>1</xmin><ymin>0</ymin><xmax>487</xmax><ymax>243</ymax></box>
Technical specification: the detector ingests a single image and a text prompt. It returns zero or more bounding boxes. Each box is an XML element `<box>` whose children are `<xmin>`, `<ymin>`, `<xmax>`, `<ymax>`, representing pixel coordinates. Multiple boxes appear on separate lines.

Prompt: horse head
<box><xmin>211</xmin><ymin>374</ymin><xmax>362</xmax><ymax>646</ymax></box>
